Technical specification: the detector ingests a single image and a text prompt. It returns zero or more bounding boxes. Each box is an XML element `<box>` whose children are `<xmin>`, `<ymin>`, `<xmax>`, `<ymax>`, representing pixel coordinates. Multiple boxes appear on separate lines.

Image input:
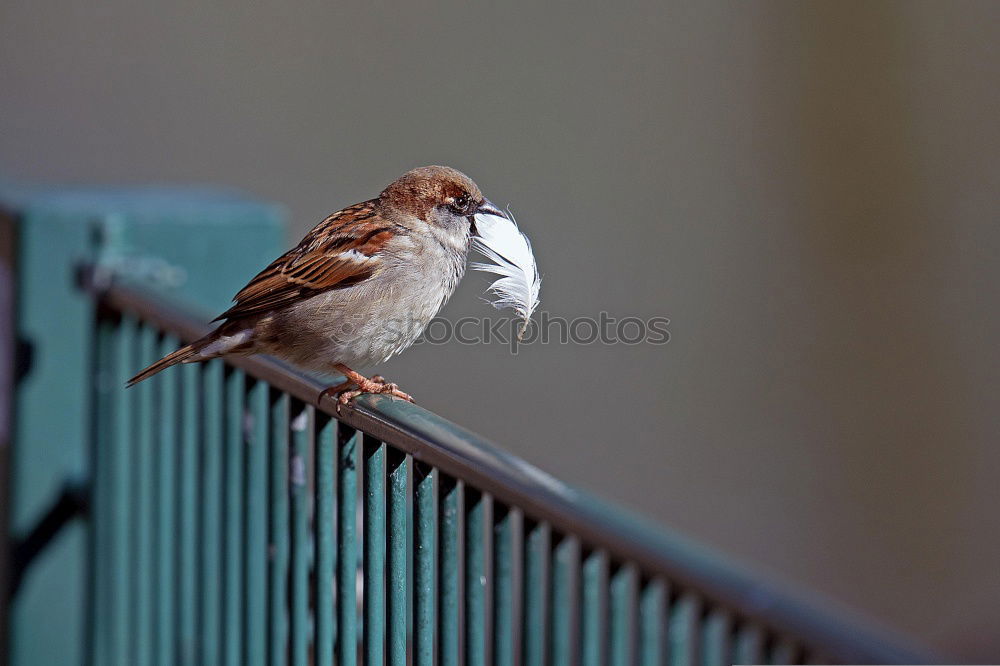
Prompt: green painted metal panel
<box><xmin>363</xmin><ymin>437</ymin><xmax>387</xmax><ymax>665</ymax></box>
<box><xmin>244</xmin><ymin>379</ymin><xmax>270</xmax><ymax>666</ymax></box>
<box><xmin>639</xmin><ymin>579</ymin><xmax>667</xmax><ymax>666</ymax></box>
<box><xmin>387</xmin><ymin>448</ymin><xmax>409</xmax><ymax>666</ymax></box>
<box><xmin>268</xmin><ymin>391</ymin><xmax>290</xmax><ymax>666</ymax></box>
<box><xmin>289</xmin><ymin>402</ymin><xmax>311</xmax><ymax>666</ymax></box>
<box><xmin>581</xmin><ymin>550</ymin><xmax>608</xmax><ymax>666</ymax></box>
<box><xmin>336</xmin><ymin>427</ymin><xmax>359</xmax><ymax>666</ymax></box>
<box><xmin>492</xmin><ymin>505</ymin><xmax>517</xmax><ymax>666</ymax></box>
<box><xmin>522</xmin><ymin>521</ymin><xmax>550</xmax><ymax>666</ymax></box>
<box><xmin>1</xmin><ymin>183</ymin><xmax>283</xmax><ymax>666</ymax></box>
<box><xmin>314</xmin><ymin>414</ymin><xmax>336</xmax><ymax>666</ymax></box>
<box><xmin>223</xmin><ymin>369</ymin><xmax>246</xmax><ymax>666</ymax></box>
<box><xmin>438</xmin><ymin>476</ymin><xmax>462</xmax><ymax>666</ymax></box>
<box><xmin>413</xmin><ymin>462</ymin><xmax>437</xmax><ymax>666</ymax></box>
<box><xmin>464</xmin><ymin>490</ymin><xmax>487</xmax><ymax>666</ymax></box>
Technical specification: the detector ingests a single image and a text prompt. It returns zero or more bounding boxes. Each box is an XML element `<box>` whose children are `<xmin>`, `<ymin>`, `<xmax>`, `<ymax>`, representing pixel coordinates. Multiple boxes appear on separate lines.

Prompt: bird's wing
<box><xmin>213</xmin><ymin>201</ymin><xmax>397</xmax><ymax>322</ymax></box>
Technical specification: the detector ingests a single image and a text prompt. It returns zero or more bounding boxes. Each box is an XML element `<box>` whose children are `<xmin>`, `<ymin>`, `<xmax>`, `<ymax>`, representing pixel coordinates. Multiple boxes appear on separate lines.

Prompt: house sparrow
<box><xmin>128</xmin><ymin>165</ymin><xmax>505</xmax><ymax>404</ymax></box>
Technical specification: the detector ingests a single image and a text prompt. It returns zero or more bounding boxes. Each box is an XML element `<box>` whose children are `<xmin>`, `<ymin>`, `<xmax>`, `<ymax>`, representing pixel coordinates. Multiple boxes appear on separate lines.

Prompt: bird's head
<box><xmin>378</xmin><ymin>165</ymin><xmax>505</xmax><ymax>238</ymax></box>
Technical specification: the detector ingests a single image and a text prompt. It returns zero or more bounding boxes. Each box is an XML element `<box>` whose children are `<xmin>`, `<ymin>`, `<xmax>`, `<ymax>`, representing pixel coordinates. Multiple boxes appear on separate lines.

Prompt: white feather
<box><xmin>471</xmin><ymin>210</ymin><xmax>541</xmax><ymax>340</ymax></box>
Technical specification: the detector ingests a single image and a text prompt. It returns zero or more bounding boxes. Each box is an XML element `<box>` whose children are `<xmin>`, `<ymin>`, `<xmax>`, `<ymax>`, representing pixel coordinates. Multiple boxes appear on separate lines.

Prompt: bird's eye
<box><xmin>449</xmin><ymin>194</ymin><xmax>470</xmax><ymax>214</ymax></box>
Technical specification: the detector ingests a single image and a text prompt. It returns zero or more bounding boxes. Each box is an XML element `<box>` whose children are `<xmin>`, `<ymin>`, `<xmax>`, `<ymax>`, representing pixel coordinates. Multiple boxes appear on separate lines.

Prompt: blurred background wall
<box><xmin>2</xmin><ymin>0</ymin><xmax>998</xmax><ymax>660</ymax></box>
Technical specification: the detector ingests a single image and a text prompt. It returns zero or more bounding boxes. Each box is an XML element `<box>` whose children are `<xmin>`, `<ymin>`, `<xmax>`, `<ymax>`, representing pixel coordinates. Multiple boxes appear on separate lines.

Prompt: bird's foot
<box><xmin>319</xmin><ymin>366</ymin><xmax>415</xmax><ymax>406</ymax></box>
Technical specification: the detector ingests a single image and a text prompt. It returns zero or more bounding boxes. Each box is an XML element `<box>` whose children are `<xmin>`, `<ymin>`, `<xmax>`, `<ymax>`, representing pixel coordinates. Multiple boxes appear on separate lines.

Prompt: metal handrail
<box><xmin>89</xmin><ymin>276</ymin><xmax>935</xmax><ymax>665</ymax></box>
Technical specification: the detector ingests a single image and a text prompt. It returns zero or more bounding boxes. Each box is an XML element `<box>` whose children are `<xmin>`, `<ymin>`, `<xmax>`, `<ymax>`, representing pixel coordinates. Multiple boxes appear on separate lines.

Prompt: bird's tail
<box><xmin>126</xmin><ymin>342</ymin><xmax>201</xmax><ymax>387</ymax></box>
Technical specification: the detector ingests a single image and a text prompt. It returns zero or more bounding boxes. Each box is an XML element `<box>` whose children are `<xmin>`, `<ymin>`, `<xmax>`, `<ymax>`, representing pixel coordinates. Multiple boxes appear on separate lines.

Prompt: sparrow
<box><xmin>128</xmin><ymin>165</ymin><xmax>505</xmax><ymax>404</ymax></box>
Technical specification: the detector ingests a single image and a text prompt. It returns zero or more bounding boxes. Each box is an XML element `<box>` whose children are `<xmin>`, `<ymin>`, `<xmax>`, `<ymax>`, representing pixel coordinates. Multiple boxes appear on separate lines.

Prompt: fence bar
<box><xmin>245</xmin><ymin>379</ymin><xmax>270</xmax><ymax>666</ymax></box>
<box><xmin>439</xmin><ymin>476</ymin><xmax>462</xmax><ymax>666</ymax></box>
<box><xmin>387</xmin><ymin>448</ymin><xmax>410</xmax><ymax>666</ymax></box>
<box><xmin>669</xmin><ymin>593</ymin><xmax>701</xmax><ymax>666</ymax></box>
<box><xmin>199</xmin><ymin>360</ymin><xmax>224</xmax><ymax>665</ymax></box>
<box><xmin>223</xmin><ymin>369</ymin><xmax>246</xmax><ymax>666</ymax></box>
<box><xmin>522</xmin><ymin>521</ymin><xmax>550</xmax><ymax>666</ymax></box>
<box><xmin>314</xmin><ymin>413</ymin><xmax>336</xmax><ymax>666</ymax></box>
<box><xmin>413</xmin><ymin>463</ymin><xmax>438</xmax><ymax>666</ymax></box>
<box><xmin>177</xmin><ymin>362</ymin><xmax>200</xmax><ymax>663</ymax></box>
<box><xmin>581</xmin><ymin>550</ymin><xmax>608</xmax><ymax>666</ymax></box>
<box><xmin>268</xmin><ymin>391</ymin><xmax>290</xmax><ymax>666</ymax></box>
<box><xmin>364</xmin><ymin>437</ymin><xmax>387</xmax><ymax>664</ymax></box>
<box><xmin>638</xmin><ymin>578</ymin><xmax>667</xmax><ymax>666</ymax></box>
<box><xmin>153</xmin><ymin>334</ymin><xmax>179</xmax><ymax>666</ymax></box>
<box><xmin>90</xmin><ymin>316</ymin><xmax>115</xmax><ymax>665</ymax></box>
<box><xmin>609</xmin><ymin>564</ymin><xmax>637</xmax><ymax>666</ymax></box>
<box><xmin>132</xmin><ymin>325</ymin><xmax>156</xmax><ymax>666</ymax></box>
<box><xmin>289</xmin><ymin>402</ymin><xmax>312</xmax><ymax>666</ymax></box>
<box><xmin>703</xmin><ymin>610</ymin><xmax>731</xmax><ymax>666</ymax></box>
<box><xmin>492</xmin><ymin>505</ymin><xmax>517</xmax><ymax>666</ymax></box>
<box><xmin>733</xmin><ymin>624</ymin><xmax>764</xmax><ymax>665</ymax></box>
<box><xmin>336</xmin><ymin>427</ymin><xmax>359</xmax><ymax>666</ymax></box>
<box><xmin>465</xmin><ymin>489</ymin><xmax>487</xmax><ymax>666</ymax></box>
<box><xmin>110</xmin><ymin>315</ymin><xmax>135</xmax><ymax>665</ymax></box>
<box><xmin>550</xmin><ymin>536</ymin><xmax>579</xmax><ymax>666</ymax></box>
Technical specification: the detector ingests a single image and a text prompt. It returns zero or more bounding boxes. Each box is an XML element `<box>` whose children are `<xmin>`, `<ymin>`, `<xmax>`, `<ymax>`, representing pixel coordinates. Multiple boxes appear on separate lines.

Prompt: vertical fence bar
<box><xmin>90</xmin><ymin>315</ymin><xmax>115</xmax><ymax>665</ymax></box>
<box><xmin>177</xmin><ymin>362</ymin><xmax>200</xmax><ymax>664</ymax></box>
<box><xmin>336</xmin><ymin>426</ymin><xmax>359</xmax><ymax>666</ymax></box>
<box><xmin>609</xmin><ymin>564</ymin><xmax>637</xmax><ymax>666</ymax></box>
<box><xmin>581</xmin><ymin>550</ymin><xmax>608</xmax><ymax>666</ymax></box>
<box><xmin>492</xmin><ymin>505</ymin><xmax>517</xmax><ymax>666</ymax></box>
<box><xmin>132</xmin><ymin>325</ymin><xmax>156</xmax><ymax>666</ymax></box>
<box><xmin>200</xmin><ymin>360</ymin><xmax>224</xmax><ymax>666</ymax></box>
<box><xmin>439</xmin><ymin>476</ymin><xmax>462</xmax><ymax>666</ymax></box>
<box><xmin>364</xmin><ymin>437</ymin><xmax>387</xmax><ymax>665</ymax></box>
<box><xmin>289</xmin><ymin>402</ymin><xmax>312</xmax><ymax>666</ymax></box>
<box><xmin>702</xmin><ymin>610</ymin><xmax>731</xmax><ymax>666</ymax></box>
<box><xmin>639</xmin><ymin>579</ymin><xmax>667</xmax><ymax>666</ymax></box>
<box><xmin>223</xmin><ymin>369</ymin><xmax>246</xmax><ymax>666</ymax></box>
<box><xmin>245</xmin><ymin>379</ymin><xmax>269</xmax><ymax>666</ymax></box>
<box><xmin>465</xmin><ymin>489</ymin><xmax>487</xmax><ymax>666</ymax></box>
<box><xmin>669</xmin><ymin>593</ymin><xmax>701</xmax><ymax>666</ymax></box>
<box><xmin>153</xmin><ymin>334</ymin><xmax>179</xmax><ymax>666</ymax></box>
<box><xmin>109</xmin><ymin>315</ymin><xmax>136</xmax><ymax>665</ymax></box>
<box><xmin>268</xmin><ymin>390</ymin><xmax>290</xmax><ymax>666</ymax></box>
<box><xmin>314</xmin><ymin>414</ymin><xmax>336</xmax><ymax>666</ymax></box>
<box><xmin>550</xmin><ymin>536</ymin><xmax>579</xmax><ymax>666</ymax></box>
<box><xmin>732</xmin><ymin>624</ymin><xmax>764</xmax><ymax>665</ymax></box>
<box><xmin>387</xmin><ymin>448</ymin><xmax>410</xmax><ymax>666</ymax></box>
<box><xmin>522</xmin><ymin>520</ymin><xmax>550</xmax><ymax>666</ymax></box>
<box><xmin>413</xmin><ymin>463</ymin><xmax>437</xmax><ymax>666</ymax></box>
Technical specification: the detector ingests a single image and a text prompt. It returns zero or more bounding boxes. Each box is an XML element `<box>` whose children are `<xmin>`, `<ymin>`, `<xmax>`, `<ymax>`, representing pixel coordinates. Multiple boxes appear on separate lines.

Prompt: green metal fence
<box><xmin>3</xmin><ymin>185</ymin><xmax>933</xmax><ymax>665</ymax></box>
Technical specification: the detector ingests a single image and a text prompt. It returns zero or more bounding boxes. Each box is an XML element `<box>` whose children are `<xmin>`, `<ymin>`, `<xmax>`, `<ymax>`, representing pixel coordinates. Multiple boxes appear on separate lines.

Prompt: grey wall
<box><xmin>3</xmin><ymin>0</ymin><xmax>998</xmax><ymax>660</ymax></box>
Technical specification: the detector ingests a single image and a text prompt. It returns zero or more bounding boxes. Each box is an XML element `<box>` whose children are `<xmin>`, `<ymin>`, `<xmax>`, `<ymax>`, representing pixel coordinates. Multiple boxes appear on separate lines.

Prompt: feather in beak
<box><xmin>471</xmin><ymin>207</ymin><xmax>541</xmax><ymax>341</ymax></box>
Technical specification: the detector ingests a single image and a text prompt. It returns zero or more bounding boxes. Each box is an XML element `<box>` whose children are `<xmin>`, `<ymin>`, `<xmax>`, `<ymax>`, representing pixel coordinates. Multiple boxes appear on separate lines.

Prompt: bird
<box><xmin>128</xmin><ymin>165</ymin><xmax>506</xmax><ymax>404</ymax></box>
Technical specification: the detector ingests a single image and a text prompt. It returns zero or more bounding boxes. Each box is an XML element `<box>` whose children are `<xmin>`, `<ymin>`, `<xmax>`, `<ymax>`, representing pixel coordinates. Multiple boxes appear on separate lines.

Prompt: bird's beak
<box><xmin>470</xmin><ymin>199</ymin><xmax>506</xmax><ymax>236</ymax></box>
<box><xmin>476</xmin><ymin>199</ymin><xmax>506</xmax><ymax>218</ymax></box>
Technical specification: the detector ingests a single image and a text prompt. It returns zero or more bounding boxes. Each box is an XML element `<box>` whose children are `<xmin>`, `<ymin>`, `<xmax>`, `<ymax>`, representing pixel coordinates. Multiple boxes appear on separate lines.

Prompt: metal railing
<box><xmin>80</xmin><ymin>275</ymin><xmax>931</xmax><ymax>666</ymax></box>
